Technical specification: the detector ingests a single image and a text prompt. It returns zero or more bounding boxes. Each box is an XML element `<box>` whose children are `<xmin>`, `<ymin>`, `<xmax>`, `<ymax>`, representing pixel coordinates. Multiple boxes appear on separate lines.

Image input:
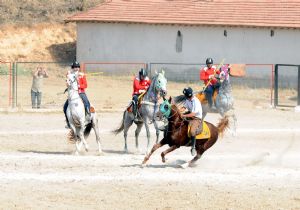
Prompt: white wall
<box><xmin>77</xmin><ymin>23</ymin><xmax>300</xmax><ymax>65</ymax></box>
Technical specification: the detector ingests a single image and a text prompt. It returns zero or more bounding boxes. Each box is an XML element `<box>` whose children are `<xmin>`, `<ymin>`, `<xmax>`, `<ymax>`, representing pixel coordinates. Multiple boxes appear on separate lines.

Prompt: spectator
<box><xmin>31</xmin><ymin>66</ymin><xmax>48</xmax><ymax>108</ymax></box>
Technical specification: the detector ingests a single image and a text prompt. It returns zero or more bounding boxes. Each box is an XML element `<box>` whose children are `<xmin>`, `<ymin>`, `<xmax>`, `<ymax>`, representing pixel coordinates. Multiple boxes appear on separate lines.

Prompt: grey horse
<box><xmin>113</xmin><ymin>71</ymin><xmax>167</xmax><ymax>154</ymax></box>
<box><xmin>174</xmin><ymin>65</ymin><xmax>237</xmax><ymax>135</ymax></box>
<box><xmin>66</xmin><ymin>72</ymin><xmax>102</xmax><ymax>155</ymax></box>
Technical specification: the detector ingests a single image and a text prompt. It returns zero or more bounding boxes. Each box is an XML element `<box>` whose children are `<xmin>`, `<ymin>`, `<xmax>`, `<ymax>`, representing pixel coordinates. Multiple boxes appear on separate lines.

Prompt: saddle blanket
<box><xmin>188</xmin><ymin>121</ymin><xmax>211</xmax><ymax>140</ymax></box>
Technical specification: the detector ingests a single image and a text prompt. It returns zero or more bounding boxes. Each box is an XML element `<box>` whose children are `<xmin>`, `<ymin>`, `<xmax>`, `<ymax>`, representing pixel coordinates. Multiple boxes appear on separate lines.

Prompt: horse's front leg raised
<box><xmin>142</xmin><ymin>142</ymin><xmax>163</xmax><ymax>165</ymax></box>
<box><xmin>161</xmin><ymin>145</ymin><xmax>178</xmax><ymax>163</ymax></box>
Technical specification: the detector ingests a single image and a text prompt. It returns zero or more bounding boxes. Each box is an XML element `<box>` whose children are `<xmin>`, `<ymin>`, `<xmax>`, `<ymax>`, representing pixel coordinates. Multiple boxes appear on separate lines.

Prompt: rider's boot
<box><xmin>190</xmin><ymin>136</ymin><xmax>196</xmax><ymax>156</ymax></box>
<box><xmin>132</xmin><ymin>101</ymin><xmax>139</xmax><ymax>122</ymax></box>
<box><xmin>65</xmin><ymin>120</ymin><xmax>71</xmax><ymax>129</ymax></box>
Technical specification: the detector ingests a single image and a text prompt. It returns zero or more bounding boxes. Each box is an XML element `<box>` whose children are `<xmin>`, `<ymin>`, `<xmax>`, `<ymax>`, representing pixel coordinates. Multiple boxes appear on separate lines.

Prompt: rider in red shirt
<box><xmin>63</xmin><ymin>61</ymin><xmax>91</xmax><ymax>128</ymax></box>
<box><xmin>200</xmin><ymin>58</ymin><xmax>220</xmax><ymax>108</ymax></box>
<box><xmin>132</xmin><ymin>68</ymin><xmax>151</xmax><ymax>120</ymax></box>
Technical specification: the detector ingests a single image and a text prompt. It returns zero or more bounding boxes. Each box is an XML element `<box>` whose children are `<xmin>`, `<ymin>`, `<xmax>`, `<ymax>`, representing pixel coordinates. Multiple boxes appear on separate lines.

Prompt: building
<box><xmin>67</xmin><ymin>0</ymin><xmax>300</xmax><ymax>65</ymax></box>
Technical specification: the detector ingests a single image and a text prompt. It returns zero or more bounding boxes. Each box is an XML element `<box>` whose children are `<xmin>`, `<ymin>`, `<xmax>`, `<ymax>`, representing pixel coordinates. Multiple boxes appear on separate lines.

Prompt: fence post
<box><xmin>274</xmin><ymin>64</ymin><xmax>278</xmax><ymax>107</ymax></box>
<box><xmin>298</xmin><ymin>65</ymin><xmax>300</xmax><ymax>106</ymax></box>
<box><xmin>12</xmin><ymin>62</ymin><xmax>16</xmax><ymax>108</ymax></box>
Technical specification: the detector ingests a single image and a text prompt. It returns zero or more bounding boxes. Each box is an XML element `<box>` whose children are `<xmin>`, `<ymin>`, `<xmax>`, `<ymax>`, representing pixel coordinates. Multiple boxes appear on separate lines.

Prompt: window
<box><xmin>176</xmin><ymin>30</ymin><xmax>183</xmax><ymax>53</ymax></box>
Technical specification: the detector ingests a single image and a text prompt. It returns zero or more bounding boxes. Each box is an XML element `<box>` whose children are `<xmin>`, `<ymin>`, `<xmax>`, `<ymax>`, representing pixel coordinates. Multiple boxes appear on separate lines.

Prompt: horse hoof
<box><xmin>180</xmin><ymin>162</ymin><xmax>189</xmax><ymax>169</ymax></box>
<box><xmin>124</xmin><ymin>149</ymin><xmax>129</xmax><ymax>154</ymax></box>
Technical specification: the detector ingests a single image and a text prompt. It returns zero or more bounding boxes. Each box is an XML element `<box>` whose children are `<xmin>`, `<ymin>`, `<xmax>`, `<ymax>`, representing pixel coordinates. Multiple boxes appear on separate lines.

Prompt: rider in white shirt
<box><xmin>181</xmin><ymin>87</ymin><xmax>203</xmax><ymax>155</ymax></box>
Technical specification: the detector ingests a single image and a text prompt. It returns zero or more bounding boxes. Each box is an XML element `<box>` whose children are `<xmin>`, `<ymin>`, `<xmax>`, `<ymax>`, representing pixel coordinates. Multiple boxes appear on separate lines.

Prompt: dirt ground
<box><xmin>0</xmin><ymin>100</ymin><xmax>300</xmax><ymax>209</ymax></box>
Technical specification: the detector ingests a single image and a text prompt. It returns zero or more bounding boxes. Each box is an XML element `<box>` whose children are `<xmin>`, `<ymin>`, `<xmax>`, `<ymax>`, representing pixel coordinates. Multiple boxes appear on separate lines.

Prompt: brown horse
<box><xmin>142</xmin><ymin>97</ymin><xmax>229</xmax><ymax>168</ymax></box>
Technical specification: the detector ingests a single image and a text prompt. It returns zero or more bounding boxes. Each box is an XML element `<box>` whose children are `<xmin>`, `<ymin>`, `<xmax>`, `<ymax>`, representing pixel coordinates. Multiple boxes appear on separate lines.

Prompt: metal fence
<box><xmin>149</xmin><ymin>62</ymin><xmax>274</xmax><ymax>105</ymax></box>
<box><xmin>1</xmin><ymin>61</ymin><xmax>298</xmax><ymax>109</ymax></box>
<box><xmin>15</xmin><ymin>62</ymin><xmax>70</xmax><ymax>109</ymax></box>
<box><xmin>0</xmin><ymin>61</ymin><xmax>12</xmax><ymax>108</ymax></box>
<box><xmin>275</xmin><ymin>64</ymin><xmax>300</xmax><ymax>107</ymax></box>
<box><xmin>82</xmin><ymin>62</ymin><xmax>147</xmax><ymax>109</ymax></box>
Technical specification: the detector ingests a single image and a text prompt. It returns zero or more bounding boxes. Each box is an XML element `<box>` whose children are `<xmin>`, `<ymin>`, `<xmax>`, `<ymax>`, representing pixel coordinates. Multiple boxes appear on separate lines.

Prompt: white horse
<box><xmin>66</xmin><ymin>72</ymin><xmax>102</xmax><ymax>155</ymax></box>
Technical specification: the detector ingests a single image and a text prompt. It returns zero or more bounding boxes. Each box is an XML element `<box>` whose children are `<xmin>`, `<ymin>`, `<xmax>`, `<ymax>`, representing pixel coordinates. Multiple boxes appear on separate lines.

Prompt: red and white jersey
<box><xmin>132</xmin><ymin>76</ymin><xmax>151</xmax><ymax>95</ymax></box>
<box><xmin>200</xmin><ymin>65</ymin><xmax>220</xmax><ymax>86</ymax></box>
<box><xmin>78</xmin><ymin>72</ymin><xmax>87</xmax><ymax>94</ymax></box>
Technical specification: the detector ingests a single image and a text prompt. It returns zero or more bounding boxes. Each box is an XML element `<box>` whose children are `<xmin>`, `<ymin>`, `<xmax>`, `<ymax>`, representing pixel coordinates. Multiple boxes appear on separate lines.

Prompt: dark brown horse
<box><xmin>142</xmin><ymin>97</ymin><xmax>229</xmax><ymax>168</ymax></box>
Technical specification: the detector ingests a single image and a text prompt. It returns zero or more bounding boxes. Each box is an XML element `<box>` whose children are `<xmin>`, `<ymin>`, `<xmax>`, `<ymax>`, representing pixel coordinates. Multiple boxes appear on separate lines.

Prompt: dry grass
<box><xmin>0</xmin><ymin>0</ymin><xmax>103</xmax><ymax>61</ymax></box>
<box><xmin>0</xmin><ymin>0</ymin><xmax>103</xmax><ymax>25</ymax></box>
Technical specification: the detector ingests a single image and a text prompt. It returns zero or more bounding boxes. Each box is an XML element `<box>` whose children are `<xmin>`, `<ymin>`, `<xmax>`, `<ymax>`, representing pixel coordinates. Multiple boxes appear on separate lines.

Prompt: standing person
<box><xmin>181</xmin><ymin>87</ymin><xmax>203</xmax><ymax>156</ymax></box>
<box><xmin>63</xmin><ymin>61</ymin><xmax>91</xmax><ymax>128</ymax></box>
<box><xmin>200</xmin><ymin>58</ymin><xmax>220</xmax><ymax>108</ymax></box>
<box><xmin>132</xmin><ymin>68</ymin><xmax>151</xmax><ymax>122</ymax></box>
<box><xmin>31</xmin><ymin>66</ymin><xmax>48</xmax><ymax>109</ymax></box>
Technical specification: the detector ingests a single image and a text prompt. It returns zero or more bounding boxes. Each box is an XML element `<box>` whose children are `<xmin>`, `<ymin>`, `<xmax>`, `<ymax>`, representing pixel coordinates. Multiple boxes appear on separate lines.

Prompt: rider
<box><xmin>200</xmin><ymin>58</ymin><xmax>220</xmax><ymax>109</ymax></box>
<box><xmin>63</xmin><ymin>61</ymin><xmax>91</xmax><ymax>129</ymax></box>
<box><xmin>181</xmin><ymin>87</ymin><xmax>203</xmax><ymax>156</ymax></box>
<box><xmin>132</xmin><ymin>68</ymin><xmax>151</xmax><ymax>121</ymax></box>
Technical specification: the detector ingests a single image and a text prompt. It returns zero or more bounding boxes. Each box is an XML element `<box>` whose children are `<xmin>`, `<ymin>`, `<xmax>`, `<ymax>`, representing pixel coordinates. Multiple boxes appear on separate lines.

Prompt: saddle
<box><xmin>195</xmin><ymin>90</ymin><xmax>218</xmax><ymax>105</ymax></box>
<box><xmin>188</xmin><ymin>121</ymin><xmax>211</xmax><ymax>140</ymax></box>
<box><xmin>126</xmin><ymin>93</ymin><xmax>146</xmax><ymax>113</ymax></box>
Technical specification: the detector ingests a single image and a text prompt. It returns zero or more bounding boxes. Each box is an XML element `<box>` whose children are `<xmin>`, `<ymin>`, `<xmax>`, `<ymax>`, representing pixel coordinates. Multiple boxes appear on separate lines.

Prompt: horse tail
<box><xmin>217</xmin><ymin>115</ymin><xmax>230</xmax><ymax>137</ymax></box>
<box><xmin>112</xmin><ymin>110</ymin><xmax>126</xmax><ymax>135</ymax></box>
<box><xmin>173</xmin><ymin>94</ymin><xmax>186</xmax><ymax>104</ymax></box>
<box><xmin>84</xmin><ymin>122</ymin><xmax>93</xmax><ymax>139</ymax></box>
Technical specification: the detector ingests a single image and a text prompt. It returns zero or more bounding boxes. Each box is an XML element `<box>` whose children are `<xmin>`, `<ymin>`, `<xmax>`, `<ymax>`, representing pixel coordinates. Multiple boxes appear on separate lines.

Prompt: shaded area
<box><xmin>47</xmin><ymin>41</ymin><xmax>76</xmax><ymax>62</ymax></box>
<box><xmin>18</xmin><ymin>150</ymin><xmax>71</xmax><ymax>155</ymax></box>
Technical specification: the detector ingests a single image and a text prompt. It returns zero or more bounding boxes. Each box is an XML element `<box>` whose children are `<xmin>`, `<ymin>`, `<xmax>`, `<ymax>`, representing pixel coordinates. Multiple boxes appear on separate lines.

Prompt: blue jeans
<box><xmin>31</xmin><ymin>90</ymin><xmax>42</xmax><ymax>108</ymax></box>
<box><xmin>204</xmin><ymin>85</ymin><xmax>219</xmax><ymax>107</ymax></box>
<box><xmin>63</xmin><ymin>93</ymin><xmax>91</xmax><ymax>125</ymax></box>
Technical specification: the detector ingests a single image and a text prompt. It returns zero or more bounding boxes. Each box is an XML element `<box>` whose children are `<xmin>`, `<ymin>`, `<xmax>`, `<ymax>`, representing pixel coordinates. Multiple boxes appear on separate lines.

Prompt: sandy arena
<box><xmin>0</xmin><ymin>101</ymin><xmax>299</xmax><ymax>210</ymax></box>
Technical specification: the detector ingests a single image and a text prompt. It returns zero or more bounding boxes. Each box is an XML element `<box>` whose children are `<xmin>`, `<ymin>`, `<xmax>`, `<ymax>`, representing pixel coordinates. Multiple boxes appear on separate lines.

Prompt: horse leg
<box><xmin>142</xmin><ymin>142</ymin><xmax>163</xmax><ymax>165</ymax></box>
<box><xmin>78</xmin><ymin>127</ymin><xmax>89</xmax><ymax>152</ymax></box>
<box><xmin>135</xmin><ymin>122</ymin><xmax>143</xmax><ymax>153</ymax></box>
<box><xmin>232</xmin><ymin>112</ymin><xmax>237</xmax><ymax>137</ymax></box>
<box><xmin>92</xmin><ymin>117</ymin><xmax>102</xmax><ymax>154</ymax></box>
<box><xmin>153</xmin><ymin>120</ymin><xmax>160</xmax><ymax>143</ymax></box>
<box><xmin>123</xmin><ymin>114</ymin><xmax>134</xmax><ymax>153</ymax></box>
<box><xmin>161</xmin><ymin>145</ymin><xmax>178</xmax><ymax>163</ymax></box>
<box><xmin>144</xmin><ymin>121</ymin><xmax>151</xmax><ymax>155</ymax></box>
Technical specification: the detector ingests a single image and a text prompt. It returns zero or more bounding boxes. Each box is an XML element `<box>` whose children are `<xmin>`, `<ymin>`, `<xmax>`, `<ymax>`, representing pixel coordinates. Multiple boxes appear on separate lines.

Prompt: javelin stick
<box><xmin>203</xmin><ymin>58</ymin><xmax>225</xmax><ymax>91</ymax></box>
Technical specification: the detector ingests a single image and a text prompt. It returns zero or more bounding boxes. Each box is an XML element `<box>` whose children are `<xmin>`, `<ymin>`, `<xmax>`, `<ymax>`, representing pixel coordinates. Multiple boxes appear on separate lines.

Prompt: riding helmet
<box><xmin>183</xmin><ymin>87</ymin><xmax>193</xmax><ymax>98</ymax></box>
<box><xmin>71</xmin><ymin>61</ymin><xmax>80</xmax><ymax>69</ymax></box>
<box><xmin>206</xmin><ymin>58</ymin><xmax>213</xmax><ymax>65</ymax></box>
<box><xmin>139</xmin><ymin>68</ymin><xmax>147</xmax><ymax>77</ymax></box>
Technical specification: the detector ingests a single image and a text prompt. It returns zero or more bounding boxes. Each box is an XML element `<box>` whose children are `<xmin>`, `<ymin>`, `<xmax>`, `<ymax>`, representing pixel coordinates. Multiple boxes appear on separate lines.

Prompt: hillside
<box><xmin>0</xmin><ymin>0</ymin><xmax>103</xmax><ymax>62</ymax></box>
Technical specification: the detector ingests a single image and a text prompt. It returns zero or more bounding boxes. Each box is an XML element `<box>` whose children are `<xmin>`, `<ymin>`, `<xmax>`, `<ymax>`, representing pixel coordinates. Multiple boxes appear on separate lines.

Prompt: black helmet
<box><xmin>206</xmin><ymin>58</ymin><xmax>213</xmax><ymax>65</ymax></box>
<box><xmin>139</xmin><ymin>68</ymin><xmax>147</xmax><ymax>77</ymax></box>
<box><xmin>183</xmin><ymin>87</ymin><xmax>193</xmax><ymax>98</ymax></box>
<box><xmin>71</xmin><ymin>61</ymin><xmax>80</xmax><ymax>69</ymax></box>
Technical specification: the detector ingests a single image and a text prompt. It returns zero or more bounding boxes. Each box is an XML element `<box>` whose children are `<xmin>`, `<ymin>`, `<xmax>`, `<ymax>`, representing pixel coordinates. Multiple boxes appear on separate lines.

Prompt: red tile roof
<box><xmin>66</xmin><ymin>0</ymin><xmax>300</xmax><ymax>29</ymax></box>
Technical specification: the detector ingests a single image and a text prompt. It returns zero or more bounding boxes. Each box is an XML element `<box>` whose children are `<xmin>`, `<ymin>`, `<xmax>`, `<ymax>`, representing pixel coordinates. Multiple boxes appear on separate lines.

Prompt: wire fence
<box><xmin>15</xmin><ymin>62</ymin><xmax>70</xmax><ymax>109</ymax></box>
<box><xmin>149</xmin><ymin>62</ymin><xmax>275</xmax><ymax>105</ymax></box>
<box><xmin>0</xmin><ymin>61</ymin><xmax>298</xmax><ymax>109</ymax></box>
<box><xmin>0</xmin><ymin>61</ymin><xmax>12</xmax><ymax>108</ymax></box>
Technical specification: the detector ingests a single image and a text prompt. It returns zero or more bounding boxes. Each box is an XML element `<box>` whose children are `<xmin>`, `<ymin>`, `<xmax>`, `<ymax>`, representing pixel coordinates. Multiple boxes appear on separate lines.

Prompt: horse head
<box><xmin>153</xmin><ymin>70</ymin><xmax>168</xmax><ymax>98</ymax></box>
<box><xmin>66</xmin><ymin>72</ymin><xmax>79</xmax><ymax>92</ymax></box>
<box><xmin>156</xmin><ymin>97</ymin><xmax>172</xmax><ymax>121</ymax></box>
<box><xmin>219</xmin><ymin>64</ymin><xmax>230</xmax><ymax>83</ymax></box>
